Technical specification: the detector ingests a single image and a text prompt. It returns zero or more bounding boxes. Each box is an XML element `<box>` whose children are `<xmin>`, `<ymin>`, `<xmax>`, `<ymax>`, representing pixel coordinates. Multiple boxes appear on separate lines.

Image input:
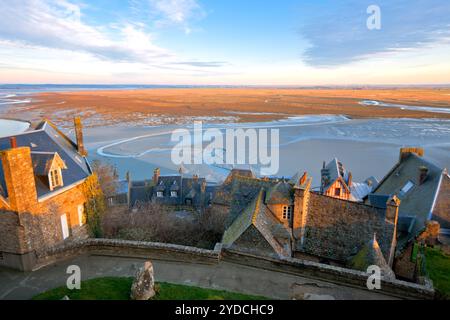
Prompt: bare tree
<box><xmin>101</xmin><ymin>203</ymin><xmax>228</xmax><ymax>249</ymax></box>
<box><xmin>91</xmin><ymin>160</ymin><xmax>119</xmax><ymax>198</ymax></box>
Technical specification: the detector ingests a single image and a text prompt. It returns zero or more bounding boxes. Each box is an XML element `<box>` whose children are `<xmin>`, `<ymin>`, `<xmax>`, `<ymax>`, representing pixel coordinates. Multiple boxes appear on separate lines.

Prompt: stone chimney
<box><xmin>201</xmin><ymin>179</ymin><xmax>206</xmax><ymax>193</ymax></box>
<box><xmin>293</xmin><ymin>177</ymin><xmax>312</xmax><ymax>247</ymax></box>
<box><xmin>74</xmin><ymin>117</ymin><xmax>87</xmax><ymax>157</ymax></box>
<box><xmin>385</xmin><ymin>195</ymin><xmax>400</xmax><ymax>266</ymax></box>
<box><xmin>320</xmin><ymin>166</ymin><xmax>330</xmax><ymax>193</ymax></box>
<box><xmin>299</xmin><ymin>172</ymin><xmax>308</xmax><ymax>186</ymax></box>
<box><xmin>10</xmin><ymin>137</ymin><xmax>17</xmax><ymax>149</ymax></box>
<box><xmin>399</xmin><ymin>147</ymin><xmax>424</xmax><ymax>162</ymax></box>
<box><xmin>419</xmin><ymin>166</ymin><xmax>429</xmax><ymax>185</ymax></box>
<box><xmin>0</xmin><ymin>146</ymin><xmax>38</xmax><ymax>212</ymax></box>
<box><xmin>347</xmin><ymin>172</ymin><xmax>353</xmax><ymax>188</ymax></box>
<box><xmin>386</xmin><ymin>195</ymin><xmax>400</xmax><ymax>226</ymax></box>
<box><xmin>153</xmin><ymin>168</ymin><xmax>160</xmax><ymax>185</ymax></box>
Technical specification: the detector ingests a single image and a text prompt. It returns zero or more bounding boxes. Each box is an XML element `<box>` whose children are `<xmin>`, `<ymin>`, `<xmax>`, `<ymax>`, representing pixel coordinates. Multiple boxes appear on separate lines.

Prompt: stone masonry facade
<box><xmin>0</xmin><ymin>120</ymin><xmax>97</xmax><ymax>271</ymax></box>
<box><xmin>294</xmin><ymin>186</ymin><xmax>398</xmax><ymax>265</ymax></box>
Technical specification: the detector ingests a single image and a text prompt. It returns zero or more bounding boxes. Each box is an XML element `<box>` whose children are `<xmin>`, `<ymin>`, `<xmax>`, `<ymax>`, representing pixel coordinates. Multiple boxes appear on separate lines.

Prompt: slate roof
<box><xmin>348</xmin><ymin>234</ymin><xmax>395</xmax><ymax>280</ymax></box>
<box><xmin>265</xmin><ymin>181</ymin><xmax>294</xmax><ymax>205</ymax></box>
<box><xmin>129</xmin><ymin>175</ymin><xmax>214</xmax><ymax>208</ymax></box>
<box><xmin>321</xmin><ymin>159</ymin><xmax>377</xmax><ymax>201</ymax></box>
<box><xmin>31</xmin><ymin>152</ymin><xmax>66</xmax><ymax>176</ymax></box>
<box><xmin>350</xmin><ymin>181</ymin><xmax>377</xmax><ymax>202</ymax></box>
<box><xmin>369</xmin><ymin>152</ymin><xmax>445</xmax><ymax>246</ymax></box>
<box><xmin>0</xmin><ymin>121</ymin><xmax>91</xmax><ymax>199</ymax></box>
<box><xmin>322</xmin><ymin>158</ymin><xmax>350</xmax><ymax>193</ymax></box>
<box><xmin>222</xmin><ymin>189</ymin><xmax>291</xmax><ymax>257</ymax></box>
<box><xmin>212</xmin><ymin>171</ymin><xmax>279</xmax><ymax>225</ymax></box>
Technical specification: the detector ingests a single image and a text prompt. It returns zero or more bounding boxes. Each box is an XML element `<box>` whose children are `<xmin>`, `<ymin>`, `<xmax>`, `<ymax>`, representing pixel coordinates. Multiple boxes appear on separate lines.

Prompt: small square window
<box><xmin>171</xmin><ymin>191</ymin><xmax>178</xmax><ymax>198</ymax></box>
<box><xmin>157</xmin><ymin>191</ymin><xmax>164</xmax><ymax>198</ymax></box>
<box><xmin>335</xmin><ymin>188</ymin><xmax>341</xmax><ymax>197</ymax></box>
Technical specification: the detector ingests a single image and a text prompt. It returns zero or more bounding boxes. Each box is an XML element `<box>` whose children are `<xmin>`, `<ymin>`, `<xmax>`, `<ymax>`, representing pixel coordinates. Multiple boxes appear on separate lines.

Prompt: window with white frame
<box><xmin>49</xmin><ymin>168</ymin><xmax>63</xmax><ymax>190</ymax></box>
<box><xmin>157</xmin><ymin>191</ymin><xmax>164</xmax><ymax>198</ymax></box>
<box><xmin>78</xmin><ymin>204</ymin><xmax>84</xmax><ymax>226</ymax></box>
<box><xmin>282</xmin><ymin>206</ymin><xmax>292</xmax><ymax>220</ymax></box>
<box><xmin>171</xmin><ymin>191</ymin><xmax>178</xmax><ymax>198</ymax></box>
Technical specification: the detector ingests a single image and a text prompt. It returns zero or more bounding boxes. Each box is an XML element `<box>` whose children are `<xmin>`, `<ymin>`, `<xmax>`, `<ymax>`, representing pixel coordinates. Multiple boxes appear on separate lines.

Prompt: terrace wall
<box><xmin>30</xmin><ymin>238</ymin><xmax>434</xmax><ymax>300</ymax></box>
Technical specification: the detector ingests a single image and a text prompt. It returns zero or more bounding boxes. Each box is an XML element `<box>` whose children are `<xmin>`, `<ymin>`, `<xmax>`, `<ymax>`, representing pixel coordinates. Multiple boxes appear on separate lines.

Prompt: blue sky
<box><xmin>0</xmin><ymin>0</ymin><xmax>449</xmax><ymax>85</ymax></box>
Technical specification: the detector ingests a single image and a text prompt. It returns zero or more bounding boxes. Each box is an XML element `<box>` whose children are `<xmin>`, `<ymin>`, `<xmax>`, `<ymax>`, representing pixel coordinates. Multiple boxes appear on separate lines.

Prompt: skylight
<box><xmin>400</xmin><ymin>180</ymin><xmax>414</xmax><ymax>195</ymax></box>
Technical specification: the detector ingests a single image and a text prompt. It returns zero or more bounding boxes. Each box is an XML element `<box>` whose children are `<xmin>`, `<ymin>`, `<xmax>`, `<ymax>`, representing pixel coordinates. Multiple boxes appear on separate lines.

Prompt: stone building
<box><xmin>365</xmin><ymin>148</ymin><xmax>450</xmax><ymax>280</ymax></box>
<box><xmin>319</xmin><ymin>158</ymin><xmax>378</xmax><ymax>202</ymax></box>
<box><xmin>367</xmin><ymin>148</ymin><xmax>450</xmax><ymax>249</ymax></box>
<box><xmin>218</xmin><ymin>169</ymin><xmax>399</xmax><ymax>271</ymax></box>
<box><xmin>0</xmin><ymin>118</ymin><xmax>98</xmax><ymax>271</ymax></box>
<box><xmin>128</xmin><ymin>168</ymin><xmax>215</xmax><ymax>211</ymax></box>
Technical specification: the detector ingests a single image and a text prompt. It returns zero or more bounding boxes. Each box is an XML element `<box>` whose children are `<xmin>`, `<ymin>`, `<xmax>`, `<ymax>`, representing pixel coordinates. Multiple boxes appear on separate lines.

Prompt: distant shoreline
<box><xmin>1</xmin><ymin>87</ymin><xmax>450</xmax><ymax>129</ymax></box>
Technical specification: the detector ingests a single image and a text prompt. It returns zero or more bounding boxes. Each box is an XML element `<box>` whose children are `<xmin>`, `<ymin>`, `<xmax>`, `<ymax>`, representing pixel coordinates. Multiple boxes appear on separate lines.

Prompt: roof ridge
<box><xmin>44</xmin><ymin>120</ymin><xmax>78</xmax><ymax>149</ymax></box>
<box><xmin>252</xmin><ymin>189</ymin><xmax>265</xmax><ymax>224</ymax></box>
<box><xmin>30</xmin><ymin>151</ymin><xmax>57</xmax><ymax>155</ymax></box>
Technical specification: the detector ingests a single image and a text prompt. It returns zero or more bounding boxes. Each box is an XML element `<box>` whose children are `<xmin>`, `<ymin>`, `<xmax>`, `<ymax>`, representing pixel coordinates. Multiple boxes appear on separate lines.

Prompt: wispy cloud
<box><xmin>0</xmin><ymin>0</ymin><xmax>220</xmax><ymax>70</ymax></box>
<box><xmin>299</xmin><ymin>0</ymin><xmax>450</xmax><ymax>66</ymax></box>
<box><xmin>0</xmin><ymin>0</ymin><xmax>171</xmax><ymax>63</ymax></box>
<box><xmin>149</xmin><ymin>0</ymin><xmax>205</xmax><ymax>33</ymax></box>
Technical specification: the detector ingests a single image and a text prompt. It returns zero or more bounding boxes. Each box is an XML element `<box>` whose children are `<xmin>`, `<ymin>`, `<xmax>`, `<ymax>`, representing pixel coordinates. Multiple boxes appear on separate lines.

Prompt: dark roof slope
<box><xmin>0</xmin><ymin>121</ymin><xmax>91</xmax><ymax>199</ymax></box>
<box><xmin>370</xmin><ymin>153</ymin><xmax>444</xmax><ymax>244</ymax></box>
<box><xmin>31</xmin><ymin>152</ymin><xmax>61</xmax><ymax>176</ymax></box>
<box><xmin>222</xmin><ymin>189</ymin><xmax>291</xmax><ymax>257</ymax></box>
<box><xmin>265</xmin><ymin>181</ymin><xmax>293</xmax><ymax>205</ymax></box>
<box><xmin>213</xmin><ymin>173</ymin><xmax>278</xmax><ymax>225</ymax></box>
<box><xmin>348</xmin><ymin>235</ymin><xmax>395</xmax><ymax>280</ymax></box>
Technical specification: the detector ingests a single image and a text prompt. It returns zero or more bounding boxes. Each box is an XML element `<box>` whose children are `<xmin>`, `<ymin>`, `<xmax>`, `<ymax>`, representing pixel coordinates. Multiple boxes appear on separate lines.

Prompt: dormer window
<box><xmin>50</xmin><ymin>168</ymin><xmax>62</xmax><ymax>190</ymax></box>
<box><xmin>32</xmin><ymin>152</ymin><xmax>67</xmax><ymax>192</ymax></box>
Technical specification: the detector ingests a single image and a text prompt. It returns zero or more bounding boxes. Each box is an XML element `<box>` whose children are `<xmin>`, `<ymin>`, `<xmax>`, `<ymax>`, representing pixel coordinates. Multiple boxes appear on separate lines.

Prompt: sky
<box><xmin>0</xmin><ymin>0</ymin><xmax>449</xmax><ymax>85</ymax></box>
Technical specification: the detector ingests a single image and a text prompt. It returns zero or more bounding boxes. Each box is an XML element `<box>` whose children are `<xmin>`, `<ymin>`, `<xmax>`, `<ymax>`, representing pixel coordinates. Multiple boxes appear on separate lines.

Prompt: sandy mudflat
<box><xmin>2</xmin><ymin>87</ymin><xmax>449</xmax><ymax>183</ymax></box>
<box><xmin>5</xmin><ymin>88</ymin><xmax>450</xmax><ymax>127</ymax></box>
<box><xmin>83</xmin><ymin>117</ymin><xmax>450</xmax><ymax>183</ymax></box>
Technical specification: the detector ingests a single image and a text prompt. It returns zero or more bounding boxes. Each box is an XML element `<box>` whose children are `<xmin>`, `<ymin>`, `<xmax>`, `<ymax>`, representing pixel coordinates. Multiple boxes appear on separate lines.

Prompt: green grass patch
<box><xmin>425</xmin><ymin>247</ymin><xmax>450</xmax><ymax>299</ymax></box>
<box><xmin>32</xmin><ymin>277</ymin><xmax>268</xmax><ymax>301</ymax></box>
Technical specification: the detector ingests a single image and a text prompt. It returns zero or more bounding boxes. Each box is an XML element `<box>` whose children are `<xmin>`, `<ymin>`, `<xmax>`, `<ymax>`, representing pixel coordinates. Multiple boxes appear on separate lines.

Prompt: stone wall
<box><xmin>0</xmin><ymin>211</ymin><xmax>24</xmax><ymax>253</ymax></box>
<box><xmin>222</xmin><ymin>249</ymin><xmax>434</xmax><ymax>300</ymax></box>
<box><xmin>0</xmin><ymin>181</ymin><xmax>90</xmax><ymax>271</ymax></box>
<box><xmin>294</xmin><ymin>188</ymin><xmax>397</xmax><ymax>265</ymax></box>
<box><xmin>31</xmin><ymin>238</ymin><xmax>434</xmax><ymax>300</ymax></box>
<box><xmin>432</xmin><ymin>173</ymin><xmax>450</xmax><ymax>229</ymax></box>
<box><xmin>0</xmin><ymin>145</ymin><xmax>96</xmax><ymax>270</ymax></box>
<box><xmin>36</xmin><ymin>238</ymin><xmax>220</xmax><ymax>269</ymax></box>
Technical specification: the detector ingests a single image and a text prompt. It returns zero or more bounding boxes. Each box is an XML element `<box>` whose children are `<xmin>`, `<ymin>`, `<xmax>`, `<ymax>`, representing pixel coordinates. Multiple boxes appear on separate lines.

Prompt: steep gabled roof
<box><xmin>222</xmin><ymin>189</ymin><xmax>291</xmax><ymax>257</ymax></box>
<box><xmin>0</xmin><ymin>120</ymin><xmax>91</xmax><ymax>199</ymax></box>
<box><xmin>322</xmin><ymin>158</ymin><xmax>351</xmax><ymax>193</ymax></box>
<box><xmin>348</xmin><ymin>235</ymin><xmax>395</xmax><ymax>280</ymax></box>
<box><xmin>265</xmin><ymin>181</ymin><xmax>293</xmax><ymax>205</ymax></box>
